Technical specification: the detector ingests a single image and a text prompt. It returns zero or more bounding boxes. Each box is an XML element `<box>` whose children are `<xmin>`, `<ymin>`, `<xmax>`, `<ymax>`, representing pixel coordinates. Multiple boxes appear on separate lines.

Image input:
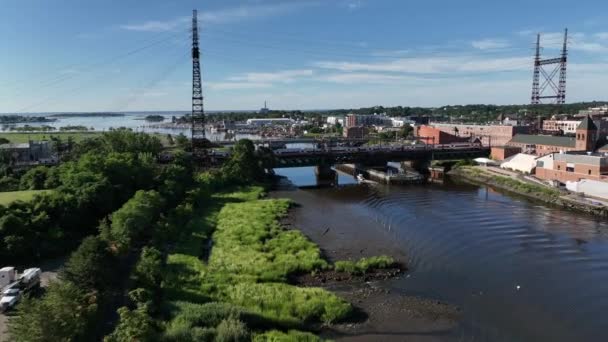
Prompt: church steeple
<box><xmin>575</xmin><ymin>115</ymin><xmax>597</xmax><ymax>151</ymax></box>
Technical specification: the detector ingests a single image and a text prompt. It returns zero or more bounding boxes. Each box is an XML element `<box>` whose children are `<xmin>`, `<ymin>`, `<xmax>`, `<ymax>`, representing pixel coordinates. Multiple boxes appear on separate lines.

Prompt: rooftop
<box><xmin>577</xmin><ymin>115</ymin><xmax>597</xmax><ymax>130</ymax></box>
<box><xmin>509</xmin><ymin>134</ymin><xmax>576</xmax><ymax>147</ymax></box>
<box><xmin>554</xmin><ymin>152</ymin><xmax>608</xmax><ymax>166</ymax></box>
<box><xmin>0</xmin><ymin>143</ymin><xmax>30</xmax><ymax>149</ymax></box>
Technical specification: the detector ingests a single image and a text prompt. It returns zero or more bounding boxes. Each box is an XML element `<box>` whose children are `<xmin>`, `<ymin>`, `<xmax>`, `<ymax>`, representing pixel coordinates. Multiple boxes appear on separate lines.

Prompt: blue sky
<box><xmin>1</xmin><ymin>0</ymin><xmax>608</xmax><ymax>112</ymax></box>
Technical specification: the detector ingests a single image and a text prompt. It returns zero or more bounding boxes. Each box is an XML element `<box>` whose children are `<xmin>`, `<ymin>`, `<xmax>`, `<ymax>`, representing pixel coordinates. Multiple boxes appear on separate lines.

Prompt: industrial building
<box><xmin>246</xmin><ymin>118</ymin><xmax>295</xmax><ymax>126</ymax></box>
<box><xmin>0</xmin><ymin>140</ymin><xmax>53</xmax><ymax>164</ymax></box>
<box><xmin>507</xmin><ymin>116</ymin><xmax>599</xmax><ymax>156</ymax></box>
<box><xmin>535</xmin><ymin>152</ymin><xmax>608</xmax><ymax>183</ymax></box>
<box><xmin>429</xmin><ymin>122</ymin><xmax>530</xmax><ymax>146</ymax></box>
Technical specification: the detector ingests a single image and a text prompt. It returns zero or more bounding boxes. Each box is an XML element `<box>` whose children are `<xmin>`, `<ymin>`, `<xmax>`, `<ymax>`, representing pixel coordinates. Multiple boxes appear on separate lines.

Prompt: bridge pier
<box><xmin>314</xmin><ymin>165</ymin><xmax>338</xmax><ymax>187</ymax></box>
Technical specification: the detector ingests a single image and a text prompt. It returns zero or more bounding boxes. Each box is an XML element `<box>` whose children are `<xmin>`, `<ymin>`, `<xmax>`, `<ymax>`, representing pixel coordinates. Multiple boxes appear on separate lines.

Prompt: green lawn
<box><xmin>0</xmin><ymin>132</ymin><xmax>102</xmax><ymax>143</ymax></box>
<box><xmin>0</xmin><ymin>190</ymin><xmax>52</xmax><ymax>205</ymax></box>
<box><xmin>0</xmin><ymin>131</ymin><xmax>173</xmax><ymax>146</ymax></box>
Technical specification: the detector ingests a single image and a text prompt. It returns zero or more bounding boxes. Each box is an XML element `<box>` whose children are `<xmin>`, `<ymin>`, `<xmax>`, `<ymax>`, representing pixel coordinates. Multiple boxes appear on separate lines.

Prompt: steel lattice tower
<box><xmin>531</xmin><ymin>28</ymin><xmax>568</xmax><ymax>105</ymax></box>
<box><xmin>191</xmin><ymin>9</ymin><xmax>209</xmax><ymax>158</ymax></box>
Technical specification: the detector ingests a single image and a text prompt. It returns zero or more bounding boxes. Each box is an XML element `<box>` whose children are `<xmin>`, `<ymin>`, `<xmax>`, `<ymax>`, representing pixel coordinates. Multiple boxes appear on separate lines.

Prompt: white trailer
<box><xmin>0</xmin><ymin>267</ymin><xmax>41</xmax><ymax>312</ymax></box>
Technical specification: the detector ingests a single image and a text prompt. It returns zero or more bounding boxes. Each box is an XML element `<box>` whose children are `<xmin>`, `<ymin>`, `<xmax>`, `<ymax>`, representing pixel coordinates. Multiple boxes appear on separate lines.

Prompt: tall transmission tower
<box><xmin>531</xmin><ymin>28</ymin><xmax>568</xmax><ymax>105</ymax></box>
<box><xmin>191</xmin><ymin>9</ymin><xmax>209</xmax><ymax>159</ymax></box>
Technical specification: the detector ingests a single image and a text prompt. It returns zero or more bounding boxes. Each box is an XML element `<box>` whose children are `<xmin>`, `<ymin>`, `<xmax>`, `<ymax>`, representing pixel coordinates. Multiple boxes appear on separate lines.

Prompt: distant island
<box><xmin>0</xmin><ymin>115</ymin><xmax>56</xmax><ymax>123</ymax></box>
<box><xmin>144</xmin><ymin>115</ymin><xmax>165</xmax><ymax>122</ymax></box>
<box><xmin>49</xmin><ymin>113</ymin><xmax>125</xmax><ymax>118</ymax></box>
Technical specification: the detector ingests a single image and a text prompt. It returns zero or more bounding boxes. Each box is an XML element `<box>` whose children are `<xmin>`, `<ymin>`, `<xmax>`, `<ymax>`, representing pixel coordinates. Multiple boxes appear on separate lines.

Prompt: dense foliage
<box><xmin>0</xmin><ymin>131</ymin><xmax>168</xmax><ymax>263</ymax></box>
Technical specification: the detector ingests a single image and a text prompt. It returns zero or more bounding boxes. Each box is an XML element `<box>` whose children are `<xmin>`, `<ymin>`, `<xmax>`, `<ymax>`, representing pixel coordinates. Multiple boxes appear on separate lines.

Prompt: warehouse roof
<box><xmin>509</xmin><ymin>134</ymin><xmax>576</xmax><ymax>147</ymax></box>
<box><xmin>576</xmin><ymin>115</ymin><xmax>597</xmax><ymax>131</ymax></box>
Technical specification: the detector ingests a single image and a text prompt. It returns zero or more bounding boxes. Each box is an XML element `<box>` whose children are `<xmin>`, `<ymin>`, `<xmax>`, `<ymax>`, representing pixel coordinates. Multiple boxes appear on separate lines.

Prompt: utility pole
<box><xmin>530</xmin><ymin>28</ymin><xmax>568</xmax><ymax>105</ymax></box>
<box><xmin>191</xmin><ymin>9</ymin><xmax>209</xmax><ymax>161</ymax></box>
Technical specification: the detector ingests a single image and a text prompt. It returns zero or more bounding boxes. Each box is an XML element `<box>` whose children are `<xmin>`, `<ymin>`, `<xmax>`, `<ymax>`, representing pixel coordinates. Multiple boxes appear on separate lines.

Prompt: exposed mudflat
<box><xmin>271</xmin><ymin>184</ymin><xmax>462</xmax><ymax>341</ymax></box>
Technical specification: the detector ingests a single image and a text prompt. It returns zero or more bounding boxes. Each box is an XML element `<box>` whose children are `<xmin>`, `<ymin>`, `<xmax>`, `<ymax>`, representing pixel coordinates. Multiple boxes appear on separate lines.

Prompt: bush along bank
<box><xmin>159</xmin><ymin>176</ymin><xmax>404</xmax><ymax>340</ymax></box>
<box><xmin>450</xmin><ymin>166</ymin><xmax>608</xmax><ymax>218</ymax></box>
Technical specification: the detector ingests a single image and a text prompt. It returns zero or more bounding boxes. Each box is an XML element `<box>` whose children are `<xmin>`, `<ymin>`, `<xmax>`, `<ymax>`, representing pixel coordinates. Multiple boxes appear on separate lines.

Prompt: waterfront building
<box><xmin>343</xmin><ymin>126</ymin><xmax>368</xmax><ymax>139</ymax></box>
<box><xmin>500</xmin><ymin>153</ymin><xmax>538</xmax><ymax>174</ymax></box>
<box><xmin>535</xmin><ymin>152</ymin><xmax>608</xmax><ymax>183</ymax></box>
<box><xmin>415</xmin><ymin>125</ymin><xmax>470</xmax><ymax>145</ymax></box>
<box><xmin>326</xmin><ymin>116</ymin><xmax>344</xmax><ymax>126</ymax></box>
<box><xmin>246</xmin><ymin>118</ymin><xmax>295</xmax><ymax>126</ymax></box>
<box><xmin>0</xmin><ymin>140</ymin><xmax>54</xmax><ymax>164</ymax></box>
<box><xmin>542</xmin><ymin>120</ymin><xmax>581</xmax><ymax>134</ymax></box>
<box><xmin>576</xmin><ymin>105</ymin><xmax>608</xmax><ymax>118</ymax></box>
<box><xmin>345</xmin><ymin>114</ymin><xmax>392</xmax><ymax>128</ymax></box>
<box><xmin>491</xmin><ymin>146</ymin><xmax>522</xmax><ymax>161</ymax></box>
<box><xmin>506</xmin><ymin>116</ymin><xmax>599</xmax><ymax>156</ymax></box>
<box><xmin>429</xmin><ymin>122</ymin><xmax>530</xmax><ymax>146</ymax></box>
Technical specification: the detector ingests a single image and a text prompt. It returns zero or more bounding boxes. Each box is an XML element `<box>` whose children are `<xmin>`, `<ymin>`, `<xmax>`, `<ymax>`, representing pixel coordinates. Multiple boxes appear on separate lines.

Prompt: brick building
<box><xmin>343</xmin><ymin>126</ymin><xmax>368</xmax><ymax>139</ymax></box>
<box><xmin>507</xmin><ymin>116</ymin><xmax>599</xmax><ymax>156</ymax></box>
<box><xmin>535</xmin><ymin>153</ymin><xmax>608</xmax><ymax>183</ymax></box>
<box><xmin>491</xmin><ymin>146</ymin><xmax>522</xmax><ymax>161</ymax></box>
<box><xmin>430</xmin><ymin>123</ymin><xmax>530</xmax><ymax>146</ymax></box>
<box><xmin>345</xmin><ymin>114</ymin><xmax>391</xmax><ymax>128</ymax></box>
<box><xmin>415</xmin><ymin>125</ymin><xmax>469</xmax><ymax>144</ymax></box>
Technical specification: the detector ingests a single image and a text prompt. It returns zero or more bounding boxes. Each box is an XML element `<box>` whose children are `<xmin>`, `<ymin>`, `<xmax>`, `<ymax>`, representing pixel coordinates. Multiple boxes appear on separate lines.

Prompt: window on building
<box><xmin>557</xmin><ymin>165</ymin><xmax>561</xmax><ymax>170</ymax></box>
<box><xmin>588</xmin><ymin>170</ymin><xmax>592</xmax><ymax>175</ymax></box>
<box><xmin>566</xmin><ymin>166</ymin><xmax>574</xmax><ymax>172</ymax></box>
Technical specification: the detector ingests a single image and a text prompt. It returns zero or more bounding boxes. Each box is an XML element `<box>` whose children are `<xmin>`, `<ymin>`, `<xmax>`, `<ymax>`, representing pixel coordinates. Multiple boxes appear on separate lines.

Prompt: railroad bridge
<box><xmin>272</xmin><ymin>144</ymin><xmax>489</xmax><ymax>168</ymax></box>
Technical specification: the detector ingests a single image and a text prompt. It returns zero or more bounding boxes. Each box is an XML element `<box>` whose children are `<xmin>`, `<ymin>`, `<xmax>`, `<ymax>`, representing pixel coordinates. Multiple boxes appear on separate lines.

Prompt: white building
<box><xmin>326</xmin><ymin>116</ymin><xmax>344</xmax><ymax>126</ymax></box>
<box><xmin>246</xmin><ymin>118</ymin><xmax>295</xmax><ymax>126</ymax></box>
<box><xmin>390</xmin><ymin>117</ymin><xmax>413</xmax><ymax>128</ymax></box>
<box><xmin>500</xmin><ymin>153</ymin><xmax>538</xmax><ymax>174</ymax></box>
<box><xmin>542</xmin><ymin>120</ymin><xmax>581</xmax><ymax>134</ymax></box>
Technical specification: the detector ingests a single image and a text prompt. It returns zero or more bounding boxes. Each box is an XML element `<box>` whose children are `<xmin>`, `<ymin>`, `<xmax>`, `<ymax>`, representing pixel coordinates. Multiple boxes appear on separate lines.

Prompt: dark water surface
<box><xmin>274</xmin><ymin>167</ymin><xmax>608</xmax><ymax>341</ymax></box>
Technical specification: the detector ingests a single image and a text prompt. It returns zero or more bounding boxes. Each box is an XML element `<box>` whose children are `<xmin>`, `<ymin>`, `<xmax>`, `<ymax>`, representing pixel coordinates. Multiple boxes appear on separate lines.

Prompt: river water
<box><xmin>274</xmin><ymin>167</ymin><xmax>608</xmax><ymax>341</ymax></box>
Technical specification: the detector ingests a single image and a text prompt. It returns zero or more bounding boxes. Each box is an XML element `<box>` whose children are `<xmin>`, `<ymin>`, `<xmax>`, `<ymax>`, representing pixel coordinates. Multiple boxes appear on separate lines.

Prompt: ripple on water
<box><xmin>349</xmin><ymin>182</ymin><xmax>608</xmax><ymax>341</ymax></box>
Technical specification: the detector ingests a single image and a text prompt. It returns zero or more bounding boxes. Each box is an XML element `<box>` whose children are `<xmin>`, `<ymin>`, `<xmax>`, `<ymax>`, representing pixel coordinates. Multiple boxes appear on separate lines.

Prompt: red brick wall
<box><xmin>416</xmin><ymin>125</ymin><xmax>468</xmax><ymax>144</ymax></box>
<box><xmin>491</xmin><ymin>146</ymin><xmax>521</xmax><ymax>161</ymax></box>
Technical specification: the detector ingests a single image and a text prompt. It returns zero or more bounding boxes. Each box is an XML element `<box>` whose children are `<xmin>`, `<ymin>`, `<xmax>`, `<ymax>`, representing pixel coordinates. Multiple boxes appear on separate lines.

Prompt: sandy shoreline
<box><xmin>270</xmin><ymin>185</ymin><xmax>462</xmax><ymax>341</ymax></box>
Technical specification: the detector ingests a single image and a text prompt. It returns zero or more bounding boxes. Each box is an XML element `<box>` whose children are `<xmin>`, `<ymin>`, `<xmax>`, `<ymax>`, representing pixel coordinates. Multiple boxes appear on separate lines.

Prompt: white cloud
<box><xmin>207</xmin><ymin>82</ymin><xmax>273</xmax><ymax>90</ymax></box>
<box><xmin>120</xmin><ymin>2</ymin><xmax>316</xmax><ymax>32</ymax></box>
<box><xmin>595</xmin><ymin>32</ymin><xmax>608</xmax><ymax>40</ymax></box>
<box><xmin>315</xmin><ymin>56</ymin><xmax>531</xmax><ymax>74</ymax></box>
<box><xmin>321</xmin><ymin>73</ymin><xmax>421</xmax><ymax>84</ymax></box>
<box><xmin>345</xmin><ymin>0</ymin><xmax>363</xmax><ymax>10</ymax></box>
<box><xmin>471</xmin><ymin>39</ymin><xmax>510</xmax><ymax>50</ymax></box>
<box><xmin>120</xmin><ymin>17</ymin><xmax>189</xmax><ymax>32</ymax></box>
<box><xmin>228</xmin><ymin>69</ymin><xmax>314</xmax><ymax>83</ymax></box>
<box><xmin>208</xmin><ymin>69</ymin><xmax>313</xmax><ymax>90</ymax></box>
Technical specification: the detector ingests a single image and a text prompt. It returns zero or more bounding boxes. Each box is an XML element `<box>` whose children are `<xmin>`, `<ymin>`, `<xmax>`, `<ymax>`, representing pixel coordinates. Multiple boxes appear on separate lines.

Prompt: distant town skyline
<box><xmin>2</xmin><ymin>0</ymin><xmax>608</xmax><ymax>112</ymax></box>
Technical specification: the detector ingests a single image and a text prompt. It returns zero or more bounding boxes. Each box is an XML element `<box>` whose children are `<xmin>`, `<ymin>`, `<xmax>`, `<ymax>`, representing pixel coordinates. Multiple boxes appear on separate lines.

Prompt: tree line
<box><xmin>6</xmin><ymin>134</ymin><xmax>272</xmax><ymax>341</ymax></box>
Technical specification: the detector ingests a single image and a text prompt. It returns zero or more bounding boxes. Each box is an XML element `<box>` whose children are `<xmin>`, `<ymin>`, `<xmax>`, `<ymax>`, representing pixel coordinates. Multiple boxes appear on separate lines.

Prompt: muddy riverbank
<box><xmin>450</xmin><ymin>166</ymin><xmax>608</xmax><ymax>218</ymax></box>
<box><xmin>271</xmin><ymin>182</ymin><xmax>462</xmax><ymax>341</ymax></box>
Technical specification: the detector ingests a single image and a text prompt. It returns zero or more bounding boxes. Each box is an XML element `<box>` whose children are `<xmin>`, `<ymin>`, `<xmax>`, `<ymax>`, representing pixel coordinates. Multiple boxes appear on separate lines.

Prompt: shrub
<box><xmin>215</xmin><ymin>318</ymin><xmax>250</xmax><ymax>342</ymax></box>
<box><xmin>226</xmin><ymin>283</ymin><xmax>352</xmax><ymax>324</ymax></box>
<box><xmin>104</xmin><ymin>306</ymin><xmax>156</xmax><ymax>342</ymax></box>
<box><xmin>253</xmin><ymin>330</ymin><xmax>322</xmax><ymax>342</ymax></box>
<box><xmin>334</xmin><ymin>255</ymin><xmax>397</xmax><ymax>275</ymax></box>
<box><xmin>8</xmin><ymin>282</ymin><xmax>98</xmax><ymax>342</ymax></box>
<box><xmin>59</xmin><ymin>236</ymin><xmax>115</xmax><ymax>292</ymax></box>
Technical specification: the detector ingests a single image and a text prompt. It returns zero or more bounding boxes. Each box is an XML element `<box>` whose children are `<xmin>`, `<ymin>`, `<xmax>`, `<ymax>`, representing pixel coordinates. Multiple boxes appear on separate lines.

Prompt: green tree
<box><xmin>104</xmin><ymin>306</ymin><xmax>156</xmax><ymax>342</ymax></box>
<box><xmin>19</xmin><ymin>166</ymin><xmax>49</xmax><ymax>190</ymax></box>
<box><xmin>59</xmin><ymin>236</ymin><xmax>115</xmax><ymax>292</ymax></box>
<box><xmin>103</xmin><ymin>190</ymin><xmax>164</xmax><ymax>253</ymax></box>
<box><xmin>221</xmin><ymin>139</ymin><xmax>265</xmax><ymax>183</ymax></box>
<box><xmin>8</xmin><ymin>282</ymin><xmax>97</xmax><ymax>342</ymax></box>
<box><xmin>175</xmin><ymin>133</ymin><xmax>189</xmax><ymax>150</ymax></box>
<box><xmin>133</xmin><ymin>246</ymin><xmax>163</xmax><ymax>290</ymax></box>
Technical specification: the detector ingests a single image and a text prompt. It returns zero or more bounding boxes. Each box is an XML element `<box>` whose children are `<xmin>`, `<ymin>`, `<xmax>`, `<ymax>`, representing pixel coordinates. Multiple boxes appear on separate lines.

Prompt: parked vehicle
<box><xmin>0</xmin><ymin>267</ymin><xmax>41</xmax><ymax>312</ymax></box>
<box><xmin>1</xmin><ymin>288</ymin><xmax>21</xmax><ymax>312</ymax></box>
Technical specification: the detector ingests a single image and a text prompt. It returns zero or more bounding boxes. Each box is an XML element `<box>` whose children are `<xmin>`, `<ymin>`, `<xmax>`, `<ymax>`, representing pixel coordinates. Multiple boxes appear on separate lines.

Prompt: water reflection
<box><xmin>273</xmin><ymin>169</ymin><xmax>608</xmax><ymax>341</ymax></box>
